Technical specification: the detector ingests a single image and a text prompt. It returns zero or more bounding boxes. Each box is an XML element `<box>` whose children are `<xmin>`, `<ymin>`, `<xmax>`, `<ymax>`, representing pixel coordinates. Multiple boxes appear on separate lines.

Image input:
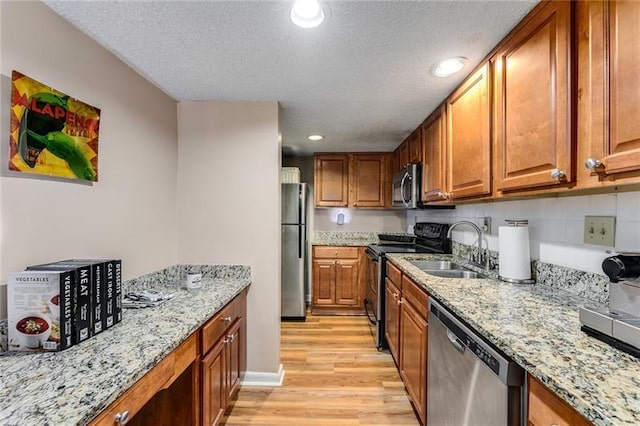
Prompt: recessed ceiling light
<box><xmin>308</xmin><ymin>134</ymin><xmax>324</xmax><ymax>141</ymax></box>
<box><xmin>431</xmin><ymin>57</ymin><xmax>468</xmax><ymax>77</ymax></box>
<box><xmin>291</xmin><ymin>0</ymin><xmax>325</xmax><ymax>28</ymax></box>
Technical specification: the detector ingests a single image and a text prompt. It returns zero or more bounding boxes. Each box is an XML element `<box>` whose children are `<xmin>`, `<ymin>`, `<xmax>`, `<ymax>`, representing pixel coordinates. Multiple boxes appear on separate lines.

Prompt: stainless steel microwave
<box><xmin>392</xmin><ymin>164</ymin><xmax>421</xmax><ymax>209</ymax></box>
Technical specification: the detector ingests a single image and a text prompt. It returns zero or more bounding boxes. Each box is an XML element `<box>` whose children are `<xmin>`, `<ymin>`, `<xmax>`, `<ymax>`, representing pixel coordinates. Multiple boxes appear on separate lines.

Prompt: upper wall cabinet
<box><xmin>314</xmin><ymin>154</ymin><xmax>349</xmax><ymax>207</ymax></box>
<box><xmin>408</xmin><ymin>128</ymin><xmax>422</xmax><ymax>165</ymax></box>
<box><xmin>446</xmin><ymin>62</ymin><xmax>492</xmax><ymax>200</ymax></box>
<box><xmin>421</xmin><ymin>106</ymin><xmax>448</xmax><ymax>203</ymax></box>
<box><xmin>314</xmin><ymin>153</ymin><xmax>390</xmax><ymax>208</ymax></box>
<box><xmin>493</xmin><ymin>0</ymin><xmax>574</xmax><ymax>194</ymax></box>
<box><xmin>577</xmin><ymin>0</ymin><xmax>640</xmax><ymax>187</ymax></box>
<box><xmin>350</xmin><ymin>153</ymin><xmax>388</xmax><ymax>208</ymax></box>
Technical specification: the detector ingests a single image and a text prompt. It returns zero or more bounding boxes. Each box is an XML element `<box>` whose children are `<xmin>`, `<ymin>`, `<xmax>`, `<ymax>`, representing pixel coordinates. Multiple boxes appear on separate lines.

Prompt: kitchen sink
<box><xmin>424</xmin><ymin>270</ymin><xmax>486</xmax><ymax>279</ymax></box>
<box><xmin>408</xmin><ymin>260</ymin><xmax>463</xmax><ymax>270</ymax></box>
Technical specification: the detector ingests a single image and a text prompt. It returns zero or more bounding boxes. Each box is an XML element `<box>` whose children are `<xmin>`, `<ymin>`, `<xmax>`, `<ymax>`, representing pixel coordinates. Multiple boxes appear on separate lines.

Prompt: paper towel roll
<box><xmin>499</xmin><ymin>226</ymin><xmax>532</xmax><ymax>281</ymax></box>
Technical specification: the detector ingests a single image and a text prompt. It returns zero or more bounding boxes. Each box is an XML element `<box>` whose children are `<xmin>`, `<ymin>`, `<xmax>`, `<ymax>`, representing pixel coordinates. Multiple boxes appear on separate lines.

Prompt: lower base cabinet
<box><xmin>528</xmin><ymin>375</ymin><xmax>591</xmax><ymax>426</ymax></box>
<box><xmin>384</xmin><ymin>261</ymin><xmax>428</xmax><ymax>426</ymax></box>
<box><xmin>90</xmin><ymin>289</ymin><xmax>247</xmax><ymax>426</ymax></box>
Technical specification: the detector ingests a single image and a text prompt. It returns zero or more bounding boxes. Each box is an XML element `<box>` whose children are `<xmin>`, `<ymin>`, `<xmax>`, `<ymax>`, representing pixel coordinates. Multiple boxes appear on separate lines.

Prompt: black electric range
<box><xmin>364</xmin><ymin>222</ymin><xmax>451</xmax><ymax>349</ymax></box>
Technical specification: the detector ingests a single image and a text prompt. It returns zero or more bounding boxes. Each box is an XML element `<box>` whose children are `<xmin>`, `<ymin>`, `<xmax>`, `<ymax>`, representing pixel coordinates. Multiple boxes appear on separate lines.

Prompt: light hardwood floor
<box><xmin>221</xmin><ymin>315</ymin><xmax>419</xmax><ymax>425</ymax></box>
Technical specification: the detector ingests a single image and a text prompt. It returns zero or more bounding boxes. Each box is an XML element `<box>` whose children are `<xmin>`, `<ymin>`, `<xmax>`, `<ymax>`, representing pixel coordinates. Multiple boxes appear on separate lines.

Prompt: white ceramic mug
<box><xmin>186</xmin><ymin>272</ymin><xmax>202</xmax><ymax>290</ymax></box>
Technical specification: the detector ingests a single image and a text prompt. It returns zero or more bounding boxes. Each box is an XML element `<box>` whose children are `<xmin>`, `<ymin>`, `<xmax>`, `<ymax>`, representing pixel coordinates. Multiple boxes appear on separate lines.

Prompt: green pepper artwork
<box><xmin>10</xmin><ymin>71</ymin><xmax>100</xmax><ymax>181</ymax></box>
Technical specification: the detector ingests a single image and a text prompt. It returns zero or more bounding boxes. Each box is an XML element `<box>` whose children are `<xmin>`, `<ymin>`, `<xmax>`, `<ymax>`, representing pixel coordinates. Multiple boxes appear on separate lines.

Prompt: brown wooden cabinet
<box><xmin>314</xmin><ymin>153</ymin><xmax>390</xmax><ymax>208</ymax></box>
<box><xmin>493</xmin><ymin>0</ymin><xmax>574</xmax><ymax>193</ymax></box>
<box><xmin>398</xmin><ymin>141</ymin><xmax>409</xmax><ymax>170</ymax></box>
<box><xmin>384</xmin><ymin>262</ymin><xmax>428</xmax><ymax>425</ymax></box>
<box><xmin>312</xmin><ymin>246</ymin><xmax>365</xmax><ymax>314</ymax></box>
<box><xmin>446</xmin><ymin>62</ymin><xmax>492</xmax><ymax>200</ymax></box>
<box><xmin>577</xmin><ymin>0</ymin><xmax>640</xmax><ymax>187</ymax></box>
<box><xmin>399</xmin><ymin>275</ymin><xmax>428</xmax><ymax>426</ymax></box>
<box><xmin>421</xmin><ymin>106</ymin><xmax>448</xmax><ymax>203</ymax></box>
<box><xmin>408</xmin><ymin>128</ymin><xmax>422</xmax><ymax>164</ymax></box>
<box><xmin>384</xmin><ymin>277</ymin><xmax>401</xmax><ymax>363</ymax></box>
<box><xmin>350</xmin><ymin>153</ymin><xmax>388</xmax><ymax>208</ymax></box>
<box><xmin>201</xmin><ymin>291</ymin><xmax>247</xmax><ymax>426</ymax></box>
<box><xmin>314</xmin><ymin>154</ymin><xmax>349</xmax><ymax>207</ymax></box>
<box><xmin>528</xmin><ymin>375</ymin><xmax>591</xmax><ymax>426</ymax></box>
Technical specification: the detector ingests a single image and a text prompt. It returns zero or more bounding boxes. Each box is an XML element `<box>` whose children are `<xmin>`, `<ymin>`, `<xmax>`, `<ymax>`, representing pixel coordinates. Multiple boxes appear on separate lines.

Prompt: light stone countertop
<box><xmin>387</xmin><ymin>253</ymin><xmax>639</xmax><ymax>426</ymax></box>
<box><xmin>0</xmin><ymin>266</ymin><xmax>251</xmax><ymax>426</ymax></box>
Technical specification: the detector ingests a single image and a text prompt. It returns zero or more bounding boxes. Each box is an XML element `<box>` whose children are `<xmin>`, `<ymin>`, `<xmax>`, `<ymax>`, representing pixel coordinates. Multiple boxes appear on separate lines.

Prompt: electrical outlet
<box><xmin>584</xmin><ymin>216</ymin><xmax>616</xmax><ymax>246</ymax></box>
<box><xmin>482</xmin><ymin>217</ymin><xmax>492</xmax><ymax>234</ymax></box>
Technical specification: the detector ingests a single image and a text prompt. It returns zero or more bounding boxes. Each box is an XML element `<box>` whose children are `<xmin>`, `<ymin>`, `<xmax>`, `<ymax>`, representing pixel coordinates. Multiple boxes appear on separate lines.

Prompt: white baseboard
<box><xmin>242</xmin><ymin>363</ymin><xmax>285</xmax><ymax>387</ymax></box>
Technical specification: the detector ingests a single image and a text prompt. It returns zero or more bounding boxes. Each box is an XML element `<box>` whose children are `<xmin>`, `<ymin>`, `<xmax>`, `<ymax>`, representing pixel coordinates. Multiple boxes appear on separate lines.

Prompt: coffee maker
<box><xmin>579</xmin><ymin>252</ymin><xmax>640</xmax><ymax>357</ymax></box>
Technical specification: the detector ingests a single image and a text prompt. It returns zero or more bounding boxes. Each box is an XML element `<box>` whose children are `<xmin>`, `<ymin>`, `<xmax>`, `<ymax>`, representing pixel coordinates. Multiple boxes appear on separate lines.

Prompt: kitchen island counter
<box><xmin>0</xmin><ymin>265</ymin><xmax>251</xmax><ymax>426</ymax></box>
<box><xmin>387</xmin><ymin>253</ymin><xmax>639</xmax><ymax>426</ymax></box>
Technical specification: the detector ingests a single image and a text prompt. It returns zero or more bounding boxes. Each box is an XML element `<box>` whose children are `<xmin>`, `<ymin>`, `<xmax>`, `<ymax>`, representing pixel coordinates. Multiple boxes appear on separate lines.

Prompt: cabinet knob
<box><xmin>227</xmin><ymin>334</ymin><xmax>235</xmax><ymax>343</ymax></box>
<box><xmin>585</xmin><ymin>157</ymin><xmax>603</xmax><ymax>170</ymax></box>
<box><xmin>114</xmin><ymin>411</ymin><xmax>130</xmax><ymax>425</ymax></box>
<box><xmin>334</xmin><ymin>251</ymin><xmax>338</xmax><ymax>256</ymax></box>
<box><xmin>550</xmin><ymin>169</ymin><xmax>566</xmax><ymax>179</ymax></box>
<box><xmin>222</xmin><ymin>316</ymin><xmax>232</xmax><ymax>323</ymax></box>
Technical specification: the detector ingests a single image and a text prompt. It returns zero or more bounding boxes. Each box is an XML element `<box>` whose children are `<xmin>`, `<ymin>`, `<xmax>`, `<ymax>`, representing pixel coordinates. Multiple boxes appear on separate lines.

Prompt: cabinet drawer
<box><xmin>202</xmin><ymin>299</ymin><xmax>240</xmax><ymax>354</ymax></box>
<box><xmin>386</xmin><ymin>261</ymin><xmax>401</xmax><ymax>285</ymax></box>
<box><xmin>401</xmin><ymin>275</ymin><xmax>428</xmax><ymax>320</ymax></box>
<box><xmin>528</xmin><ymin>376</ymin><xmax>591</xmax><ymax>426</ymax></box>
<box><xmin>313</xmin><ymin>246</ymin><xmax>359</xmax><ymax>259</ymax></box>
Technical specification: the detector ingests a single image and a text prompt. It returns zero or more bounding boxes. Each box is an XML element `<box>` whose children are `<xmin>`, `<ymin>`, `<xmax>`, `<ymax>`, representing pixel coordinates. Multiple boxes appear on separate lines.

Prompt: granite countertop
<box><xmin>0</xmin><ymin>266</ymin><xmax>251</xmax><ymax>426</ymax></box>
<box><xmin>312</xmin><ymin>231</ymin><xmax>378</xmax><ymax>246</ymax></box>
<box><xmin>387</xmin><ymin>253</ymin><xmax>640</xmax><ymax>426</ymax></box>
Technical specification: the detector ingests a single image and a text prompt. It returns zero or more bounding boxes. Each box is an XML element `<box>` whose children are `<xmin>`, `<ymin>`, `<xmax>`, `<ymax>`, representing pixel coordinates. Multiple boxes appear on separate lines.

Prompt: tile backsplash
<box><xmin>408</xmin><ymin>192</ymin><xmax>640</xmax><ymax>275</ymax></box>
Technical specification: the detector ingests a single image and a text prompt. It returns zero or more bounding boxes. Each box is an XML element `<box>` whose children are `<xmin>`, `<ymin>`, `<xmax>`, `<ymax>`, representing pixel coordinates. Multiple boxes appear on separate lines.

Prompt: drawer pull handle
<box><xmin>227</xmin><ymin>334</ymin><xmax>235</xmax><ymax>343</ymax></box>
<box><xmin>114</xmin><ymin>410</ymin><xmax>130</xmax><ymax>425</ymax></box>
<box><xmin>222</xmin><ymin>316</ymin><xmax>232</xmax><ymax>323</ymax></box>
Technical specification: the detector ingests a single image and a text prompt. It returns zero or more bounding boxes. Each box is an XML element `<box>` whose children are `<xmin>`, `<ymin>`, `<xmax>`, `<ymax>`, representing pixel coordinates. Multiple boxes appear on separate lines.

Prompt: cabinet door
<box><xmin>528</xmin><ymin>376</ymin><xmax>590</xmax><ymax>426</ymax></box>
<box><xmin>399</xmin><ymin>299</ymin><xmax>428</xmax><ymax>425</ymax></box>
<box><xmin>408</xmin><ymin>128</ymin><xmax>422</xmax><ymax>164</ymax></box>
<box><xmin>384</xmin><ymin>278</ymin><xmax>401</xmax><ymax>363</ymax></box>
<box><xmin>335</xmin><ymin>259</ymin><xmax>359</xmax><ymax>306</ymax></box>
<box><xmin>314</xmin><ymin>154</ymin><xmax>349</xmax><ymax>207</ymax></box>
<box><xmin>446</xmin><ymin>63</ymin><xmax>492</xmax><ymax>200</ymax></box>
<box><xmin>350</xmin><ymin>154</ymin><xmax>387</xmax><ymax>208</ymax></box>
<box><xmin>494</xmin><ymin>1</ymin><xmax>573</xmax><ymax>192</ymax></box>
<box><xmin>399</xmin><ymin>141</ymin><xmax>409</xmax><ymax>170</ymax></box>
<box><xmin>312</xmin><ymin>260</ymin><xmax>336</xmax><ymax>305</ymax></box>
<box><xmin>422</xmin><ymin>107</ymin><xmax>447</xmax><ymax>202</ymax></box>
<box><xmin>578</xmin><ymin>0</ymin><xmax>640</xmax><ymax>184</ymax></box>
<box><xmin>225</xmin><ymin>320</ymin><xmax>242</xmax><ymax>402</ymax></box>
<box><xmin>201</xmin><ymin>339</ymin><xmax>226</xmax><ymax>426</ymax></box>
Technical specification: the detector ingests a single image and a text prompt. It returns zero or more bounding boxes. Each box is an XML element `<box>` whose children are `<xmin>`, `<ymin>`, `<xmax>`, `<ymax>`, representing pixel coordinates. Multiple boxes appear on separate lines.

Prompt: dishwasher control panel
<box><xmin>465</xmin><ymin>336</ymin><xmax>500</xmax><ymax>374</ymax></box>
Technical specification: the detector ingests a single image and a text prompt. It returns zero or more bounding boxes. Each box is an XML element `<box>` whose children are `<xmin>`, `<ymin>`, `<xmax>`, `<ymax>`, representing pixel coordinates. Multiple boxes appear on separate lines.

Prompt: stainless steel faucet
<box><xmin>446</xmin><ymin>221</ymin><xmax>488</xmax><ymax>270</ymax></box>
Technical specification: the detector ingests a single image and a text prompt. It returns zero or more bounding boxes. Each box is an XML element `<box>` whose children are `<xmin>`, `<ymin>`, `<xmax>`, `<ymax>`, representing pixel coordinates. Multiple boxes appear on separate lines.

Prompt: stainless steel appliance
<box><xmin>428</xmin><ymin>298</ymin><xmax>524</xmax><ymax>426</ymax></box>
<box><xmin>281</xmin><ymin>183</ymin><xmax>307</xmax><ymax>320</ymax></box>
<box><xmin>364</xmin><ymin>222</ymin><xmax>451</xmax><ymax>349</ymax></box>
<box><xmin>392</xmin><ymin>164</ymin><xmax>421</xmax><ymax>209</ymax></box>
<box><xmin>580</xmin><ymin>252</ymin><xmax>640</xmax><ymax>357</ymax></box>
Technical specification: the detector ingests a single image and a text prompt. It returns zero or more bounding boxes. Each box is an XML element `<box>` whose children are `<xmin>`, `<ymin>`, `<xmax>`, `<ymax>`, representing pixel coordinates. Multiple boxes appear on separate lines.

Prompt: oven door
<box><xmin>364</xmin><ymin>248</ymin><xmax>379</xmax><ymax>322</ymax></box>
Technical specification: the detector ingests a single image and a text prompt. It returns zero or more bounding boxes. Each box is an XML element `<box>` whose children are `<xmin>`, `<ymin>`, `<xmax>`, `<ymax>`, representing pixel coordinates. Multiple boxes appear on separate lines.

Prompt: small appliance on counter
<box><xmin>580</xmin><ymin>252</ymin><xmax>640</xmax><ymax>357</ymax></box>
<box><xmin>498</xmin><ymin>219</ymin><xmax>534</xmax><ymax>284</ymax></box>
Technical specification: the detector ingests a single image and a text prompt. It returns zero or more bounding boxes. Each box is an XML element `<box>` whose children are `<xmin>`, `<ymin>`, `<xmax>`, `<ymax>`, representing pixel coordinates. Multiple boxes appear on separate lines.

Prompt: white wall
<box><xmin>408</xmin><ymin>192</ymin><xmax>640</xmax><ymax>274</ymax></box>
<box><xmin>177</xmin><ymin>101</ymin><xmax>281</xmax><ymax>376</ymax></box>
<box><xmin>314</xmin><ymin>208</ymin><xmax>406</xmax><ymax>232</ymax></box>
<box><xmin>0</xmin><ymin>1</ymin><xmax>178</xmax><ymax>318</ymax></box>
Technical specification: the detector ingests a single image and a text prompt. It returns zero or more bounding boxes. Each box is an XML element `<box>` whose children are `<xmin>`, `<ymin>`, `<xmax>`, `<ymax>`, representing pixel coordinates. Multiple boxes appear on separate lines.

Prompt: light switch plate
<box><xmin>584</xmin><ymin>216</ymin><xmax>616</xmax><ymax>246</ymax></box>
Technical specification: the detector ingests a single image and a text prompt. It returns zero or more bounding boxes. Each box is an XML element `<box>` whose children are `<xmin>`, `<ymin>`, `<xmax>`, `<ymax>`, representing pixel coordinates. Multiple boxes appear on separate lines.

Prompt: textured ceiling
<box><xmin>45</xmin><ymin>0</ymin><xmax>537</xmax><ymax>156</ymax></box>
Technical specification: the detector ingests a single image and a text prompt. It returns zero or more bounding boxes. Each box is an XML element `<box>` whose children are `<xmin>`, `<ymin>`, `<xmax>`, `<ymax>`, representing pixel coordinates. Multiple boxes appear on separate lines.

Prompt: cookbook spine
<box><xmin>91</xmin><ymin>262</ymin><xmax>105</xmax><ymax>334</ymax></box>
<box><xmin>59</xmin><ymin>270</ymin><xmax>75</xmax><ymax>350</ymax></box>
<box><xmin>105</xmin><ymin>261</ymin><xmax>115</xmax><ymax>329</ymax></box>
<box><xmin>113</xmin><ymin>260</ymin><xmax>122</xmax><ymax>324</ymax></box>
<box><xmin>75</xmin><ymin>264</ymin><xmax>93</xmax><ymax>342</ymax></box>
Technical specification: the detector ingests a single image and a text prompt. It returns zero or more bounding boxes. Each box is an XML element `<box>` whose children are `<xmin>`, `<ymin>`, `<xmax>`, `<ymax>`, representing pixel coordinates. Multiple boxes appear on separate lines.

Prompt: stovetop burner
<box><xmin>368</xmin><ymin>223</ymin><xmax>451</xmax><ymax>256</ymax></box>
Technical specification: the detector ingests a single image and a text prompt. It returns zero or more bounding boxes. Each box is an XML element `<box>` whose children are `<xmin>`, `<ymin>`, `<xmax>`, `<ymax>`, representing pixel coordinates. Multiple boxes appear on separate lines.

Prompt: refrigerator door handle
<box><xmin>298</xmin><ymin>226</ymin><xmax>303</xmax><ymax>259</ymax></box>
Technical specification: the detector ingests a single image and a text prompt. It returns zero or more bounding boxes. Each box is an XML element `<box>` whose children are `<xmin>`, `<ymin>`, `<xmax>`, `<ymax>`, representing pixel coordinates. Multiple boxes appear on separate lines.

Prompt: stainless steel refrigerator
<box><xmin>281</xmin><ymin>183</ymin><xmax>307</xmax><ymax>320</ymax></box>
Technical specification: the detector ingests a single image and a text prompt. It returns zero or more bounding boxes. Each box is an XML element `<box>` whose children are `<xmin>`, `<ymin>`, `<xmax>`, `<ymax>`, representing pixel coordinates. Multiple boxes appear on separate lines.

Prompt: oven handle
<box><xmin>363</xmin><ymin>298</ymin><xmax>377</xmax><ymax>325</ymax></box>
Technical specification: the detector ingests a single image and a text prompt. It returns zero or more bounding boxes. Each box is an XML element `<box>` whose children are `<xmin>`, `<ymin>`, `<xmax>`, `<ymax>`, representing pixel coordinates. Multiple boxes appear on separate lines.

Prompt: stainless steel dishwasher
<box><xmin>428</xmin><ymin>299</ymin><xmax>525</xmax><ymax>426</ymax></box>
